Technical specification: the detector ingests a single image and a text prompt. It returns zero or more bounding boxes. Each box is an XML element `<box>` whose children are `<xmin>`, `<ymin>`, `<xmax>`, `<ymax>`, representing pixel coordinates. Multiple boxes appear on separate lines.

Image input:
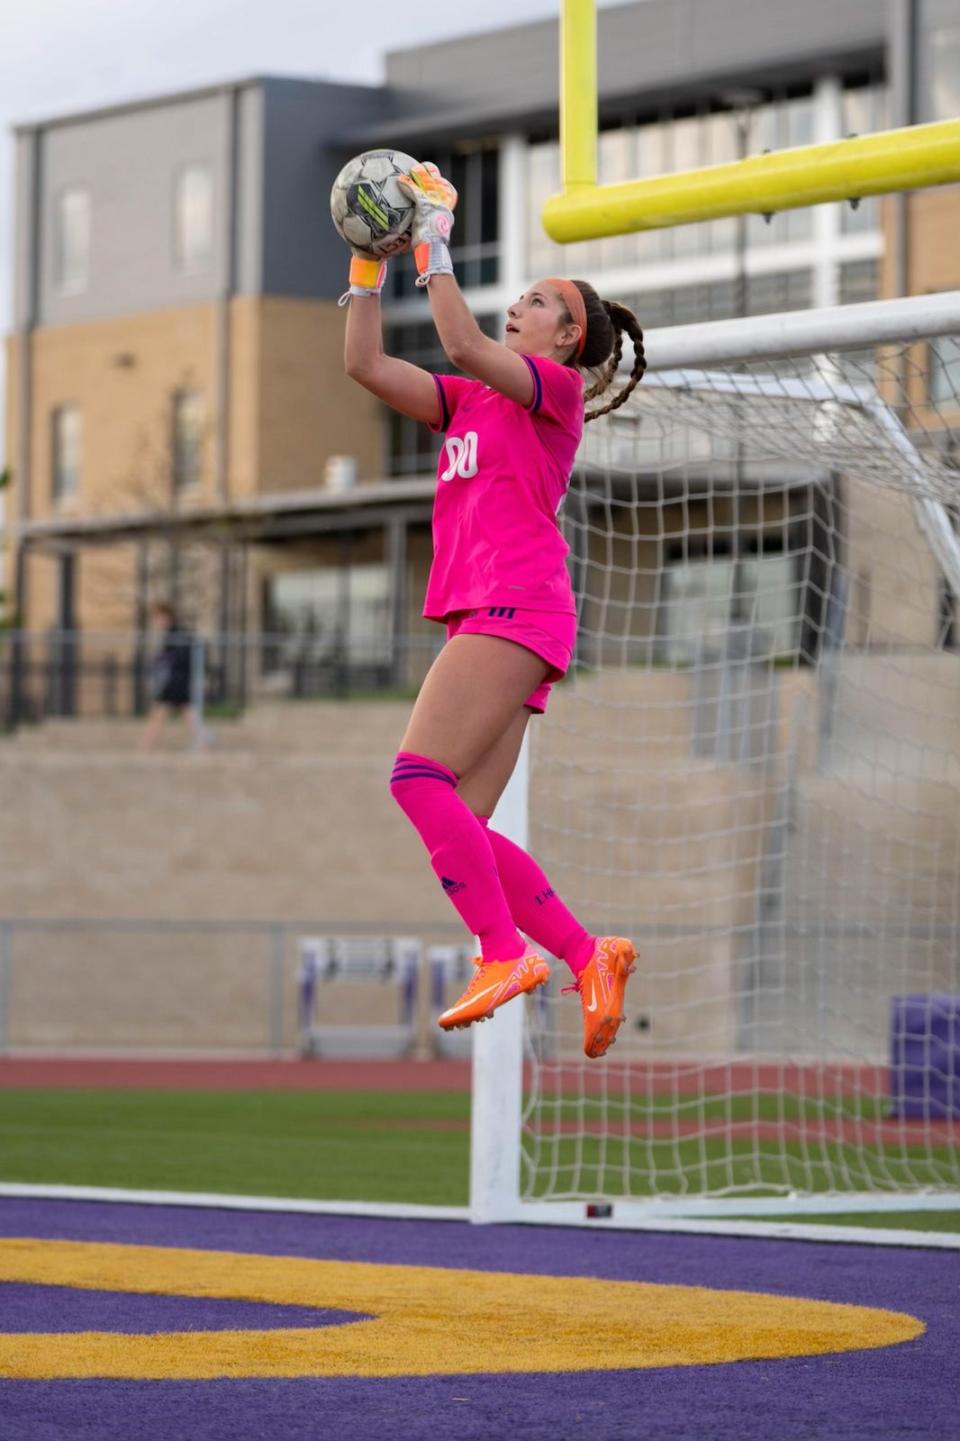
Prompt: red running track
<box><xmin>1</xmin><ymin>1059</ymin><xmax>949</xmax><ymax>1145</ymax></box>
<box><xmin>0</xmin><ymin>1058</ymin><xmax>474</xmax><ymax>1092</ymax></box>
<box><xmin>0</xmin><ymin>1057</ymin><xmax>892</xmax><ymax>1096</ymax></box>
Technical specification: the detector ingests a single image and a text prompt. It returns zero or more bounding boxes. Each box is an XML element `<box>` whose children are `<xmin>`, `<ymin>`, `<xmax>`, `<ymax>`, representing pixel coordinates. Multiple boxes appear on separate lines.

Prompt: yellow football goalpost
<box><xmin>543</xmin><ymin>0</ymin><xmax>960</xmax><ymax>242</ymax></box>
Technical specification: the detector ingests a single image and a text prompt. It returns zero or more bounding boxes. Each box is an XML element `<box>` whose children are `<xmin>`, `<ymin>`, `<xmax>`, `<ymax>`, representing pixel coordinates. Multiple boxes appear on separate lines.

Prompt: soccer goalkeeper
<box><xmin>340</xmin><ymin>162</ymin><xmax>646</xmax><ymax>1058</ymax></box>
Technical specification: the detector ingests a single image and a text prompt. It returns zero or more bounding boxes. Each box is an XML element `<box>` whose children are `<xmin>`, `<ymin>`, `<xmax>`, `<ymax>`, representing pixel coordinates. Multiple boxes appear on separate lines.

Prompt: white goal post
<box><xmin>472</xmin><ymin>291</ymin><xmax>960</xmax><ymax>1226</ymax></box>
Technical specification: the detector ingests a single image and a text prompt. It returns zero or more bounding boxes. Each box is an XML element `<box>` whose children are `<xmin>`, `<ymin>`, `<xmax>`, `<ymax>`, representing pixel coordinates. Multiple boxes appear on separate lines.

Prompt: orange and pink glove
<box><xmin>398</xmin><ymin>163</ymin><xmax>458</xmax><ymax>287</ymax></box>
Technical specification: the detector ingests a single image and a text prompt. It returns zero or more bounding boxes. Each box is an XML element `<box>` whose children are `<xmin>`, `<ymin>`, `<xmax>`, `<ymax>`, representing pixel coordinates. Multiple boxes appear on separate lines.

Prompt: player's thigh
<box><xmin>456</xmin><ymin>706</ymin><xmax>531</xmax><ymax>817</ymax></box>
<box><xmin>400</xmin><ymin>634</ymin><xmax>548</xmax><ymax>776</ymax></box>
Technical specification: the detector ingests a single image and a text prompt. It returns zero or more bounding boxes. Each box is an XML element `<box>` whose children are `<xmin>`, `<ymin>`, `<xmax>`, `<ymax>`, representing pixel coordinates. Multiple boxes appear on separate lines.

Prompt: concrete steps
<box><xmin>9</xmin><ymin>660</ymin><xmax>954</xmax><ymax>1057</ymax></box>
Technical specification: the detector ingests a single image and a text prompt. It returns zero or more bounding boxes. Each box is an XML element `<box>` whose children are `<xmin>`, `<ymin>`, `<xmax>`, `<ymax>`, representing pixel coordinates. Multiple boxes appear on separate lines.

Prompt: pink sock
<box><xmin>478</xmin><ymin>818</ymin><xmax>596</xmax><ymax>979</ymax></box>
<box><xmin>390</xmin><ymin>753</ymin><xmax>526</xmax><ymax>962</ymax></box>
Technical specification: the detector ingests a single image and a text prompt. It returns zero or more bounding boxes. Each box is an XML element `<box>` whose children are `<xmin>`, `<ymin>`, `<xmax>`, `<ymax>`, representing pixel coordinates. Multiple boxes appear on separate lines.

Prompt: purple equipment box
<box><xmin>889</xmin><ymin>994</ymin><xmax>960</xmax><ymax>1119</ymax></box>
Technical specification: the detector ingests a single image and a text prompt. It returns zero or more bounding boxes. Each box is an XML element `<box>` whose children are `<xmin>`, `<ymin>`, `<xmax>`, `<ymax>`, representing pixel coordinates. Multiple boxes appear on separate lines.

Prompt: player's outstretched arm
<box><xmin>424</xmin><ymin>275</ymin><xmax>535</xmax><ymax>409</ymax></box>
<box><xmin>342</xmin><ymin>260</ymin><xmax>440</xmax><ymax>425</ymax></box>
<box><xmin>399</xmin><ymin>166</ymin><xmax>535</xmax><ymax>410</ymax></box>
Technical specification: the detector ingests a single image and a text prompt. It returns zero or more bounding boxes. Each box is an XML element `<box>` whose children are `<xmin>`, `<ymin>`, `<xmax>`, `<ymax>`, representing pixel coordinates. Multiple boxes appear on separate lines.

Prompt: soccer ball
<box><xmin>330</xmin><ymin>149</ymin><xmax>420</xmax><ymax>259</ymax></box>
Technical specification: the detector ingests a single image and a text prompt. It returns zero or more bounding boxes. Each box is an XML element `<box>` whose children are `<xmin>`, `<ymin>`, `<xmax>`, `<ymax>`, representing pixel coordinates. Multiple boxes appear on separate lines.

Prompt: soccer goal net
<box><xmin>472</xmin><ymin>291</ymin><xmax>960</xmax><ymax>1223</ymax></box>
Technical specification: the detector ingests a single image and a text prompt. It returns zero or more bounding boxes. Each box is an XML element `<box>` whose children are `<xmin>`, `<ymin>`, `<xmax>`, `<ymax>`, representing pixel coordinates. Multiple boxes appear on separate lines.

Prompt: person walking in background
<box><xmin>140</xmin><ymin>602</ymin><xmax>197</xmax><ymax>752</ymax></box>
<box><xmin>341</xmin><ymin>162</ymin><xmax>646</xmax><ymax>1058</ymax></box>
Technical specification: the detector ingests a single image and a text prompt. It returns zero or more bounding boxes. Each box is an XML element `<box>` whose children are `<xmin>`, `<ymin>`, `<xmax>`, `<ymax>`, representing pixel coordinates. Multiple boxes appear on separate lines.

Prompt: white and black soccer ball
<box><xmin>330</xmin><ymin>149</ymin><xmax>420</xmax><ymax>259</ymax></box>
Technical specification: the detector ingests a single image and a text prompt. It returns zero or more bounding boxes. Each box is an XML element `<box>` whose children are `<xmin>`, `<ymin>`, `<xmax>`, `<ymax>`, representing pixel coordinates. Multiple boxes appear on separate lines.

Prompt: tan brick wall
<box><xmin>871</xmin><ymin>190</ymin><xmax>958</xmax><ymax>644</ymax></box>
<box><xmin>257</xmin><ymin>296</ymin><xmax>384</xmax><ymax>491</ymax></box>
<box><xmin>229</xmin><ymin>294</ymin><xmax>386</xmax><ymax>499</ymax></box>
<box><xmin>227</xmin><ymin>297</ymin><xmax>261</xmax><ymax>501</ymax></box>
<box><xmin>845</xmin><ymin>477</ymin><xmax>941</xmax><ymax>648</ymax></box>
<box><xmin>908</xmin><ymin>187</ymin><xmax>960</xmax><ymax>295</ymax></box>
<box><xmin>3</xmin><ymin>336</ymin><xmax>20</xmax><ymax>616</ymax></box>
<box><xmin>28</xmin><ymin>306</ymin><xmax>221</xmax><ymax>526</ymax></box>
<box><xmin>3</xmin><ymin>297</ymin><xmax>386</xmax><ymax>633</ymax></box>
<box><xmin>5</xmin><ymin>307</ymin><xmax>223</xmax><ymax>632</ymax></box>
<box><xmin>880</xmin><ymin>188</ymin><xmax>960</xmax><ymax>300</ymax></box>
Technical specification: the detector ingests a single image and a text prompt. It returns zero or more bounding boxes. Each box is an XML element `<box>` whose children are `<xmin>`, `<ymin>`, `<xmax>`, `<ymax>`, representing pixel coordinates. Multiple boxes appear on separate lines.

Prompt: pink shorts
<box><xmin>444</xmin><ymin>606</ymin><xmax>577</xmax><ymax>715</ymax></box>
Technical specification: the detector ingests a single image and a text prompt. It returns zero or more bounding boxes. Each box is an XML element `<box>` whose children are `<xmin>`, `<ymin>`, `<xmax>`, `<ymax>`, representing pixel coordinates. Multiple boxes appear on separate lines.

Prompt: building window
<box><xmin>834</xmin><ymin>261</ymin><xmax>881</xmax><ymax>379</ymax></box>
<box><xmin>930</xmin><ymin>339</ymin><xmax>960</xmax><ymax>410</ymax></box>
<box><xmin>172</xmin><ymin>390</ymin><xmax>204</xmax><ymax>492</ymax></box>
<box><xmin>55</xmin><ymin>188</ymin><xmax>91</xmax><ymax>295</ymax></box>
<box><xmin>384</xmin><ymin>315</ymin><xmax>499</xmax><ymax>476</ymax></box>
<box><xmin>174</xmin><ymin>164</ymin><xmax>213</xmax><ymax>272</ymax></box>
<box><xmin>662</xmin><ymin>550</ymin><xmax>801</xmax><ymax>665</ymax></box>
<box><xmin>528</xmin><ymin>81</ymin><xmax>885</xmax><ymax>278</ymax></box>
<box><xmin>624</xmin><ymin>271</ymin><xmax>812</xmax><ymax>331</ymax></box>
<box><xmin>264</xmin><ymin>564</ymin><xmax>392</xmax><ymax>670</ymax></box>
<box><xmin>744</xmin><ymin>95</ymin><xmax>814</xmax><ymax>249</ymax></box>
<box><xmin>922</xmin><ymin>17</ymin><xmax>960</xmax><ymax>122</ymax></box>
<box><xmin>388</xmin><ymin>145</ymin><xmax>499</xmax><ymax>300</ymax></box>
<box><xmin>51</xmin><ymin>406</ymin><xmax>81</xmax><ymax>505</ymax></box>
<box><xmin>838</xmin><ymin>259</ymin><xmax>879</xmax><ymax>307</ymax></box>
<box><xmin>528</xmin><ymin>96</ymin><xmax>818</xmax><ymax>276</ymax></box>
<box><xmin>528</xmin><ymin>123</ymin><xmax>694</xmax><ymax>277</ymax></box>
<box><xmin>840</xmin><ymin>82</ymin><xmax>888</xmax><ymax>234</ymax></box>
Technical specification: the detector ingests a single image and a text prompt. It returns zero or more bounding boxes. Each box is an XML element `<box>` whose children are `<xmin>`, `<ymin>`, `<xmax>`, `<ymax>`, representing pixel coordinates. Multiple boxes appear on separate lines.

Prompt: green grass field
<box><xmin>532</xmin><ymin>1091</ymin><xmax>943</xmax><ymax>1123</ymax></box>
<box><xmin>2</xmin><ymin>1087</ymin><xmax>957</xmax><ymax>1233</ymax></box>
<box><xmin>736</xmin><ymin>1212</ymin><xmax>960</xmax><ymax>1233</ymax></box>
<box><xmin>0</xmin><ymin>1089</ymin><xmax>471</xmax><ymax>1205</ymax></box>
<box><xmin>523</xmin><ymin>1132</ymin><xmax>959</xmax><ymax>1199</ymax></box>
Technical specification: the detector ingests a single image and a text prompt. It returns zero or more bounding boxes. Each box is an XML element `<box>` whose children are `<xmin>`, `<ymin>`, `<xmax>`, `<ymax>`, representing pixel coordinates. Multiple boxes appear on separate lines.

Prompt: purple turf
<box><xmin>0</xmin><ymin>1198</ymin><xmax>957</xmax><ymax>1441</ymax></box>
<box><xmin>0</xmin><ymin>1281</ymin><xmax>365</xmax><ymax>1334</ymax></box>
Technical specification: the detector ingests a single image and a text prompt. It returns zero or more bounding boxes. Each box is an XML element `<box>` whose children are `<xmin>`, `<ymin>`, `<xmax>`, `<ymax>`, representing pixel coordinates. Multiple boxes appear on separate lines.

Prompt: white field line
<box><xmin>2</xmin><ymin>1182</ymin><xmax>960</xmax><ymax>1246</ymax></box>
<box><xmin>0</xmin><ymin>1182</ymin><xmax>468</xmax><ymax>1223</ymax></box>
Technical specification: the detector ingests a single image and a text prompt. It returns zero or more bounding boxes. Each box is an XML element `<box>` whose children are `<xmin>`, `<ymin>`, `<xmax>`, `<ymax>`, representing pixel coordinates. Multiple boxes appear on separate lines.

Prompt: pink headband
<box><xmin>546</xmin><ymin>276</ymin><xmax>587</xmax><ymax>358</ymax></box>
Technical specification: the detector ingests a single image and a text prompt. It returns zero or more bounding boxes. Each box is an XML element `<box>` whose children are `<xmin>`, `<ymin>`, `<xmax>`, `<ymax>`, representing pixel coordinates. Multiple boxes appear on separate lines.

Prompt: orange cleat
<box><xmin>438</xmin><ymin>945</ymin><xmax>549</xmax><ymax>1031</ymax></box>
<box><xmin>563</xmin><ymin>937</ymin><xmax>637</xmax><ymax>1058</ymax></box>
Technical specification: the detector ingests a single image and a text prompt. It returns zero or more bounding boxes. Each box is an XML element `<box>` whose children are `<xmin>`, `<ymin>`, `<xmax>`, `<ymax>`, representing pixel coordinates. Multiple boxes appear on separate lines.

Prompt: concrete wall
<box><xmin>1</xmin><ymin>650</ymin><xmax>956</xmax><ymax>1057</ymax></box>
<box><xmin>0</xmin><ymin>701</ymin><xmax>451</xmax><ymax>1053</ymax></box>
<box><xmin>844</xmin><ymin>476</ymin><xmax>944</xmax><ymax>649</ymax></box>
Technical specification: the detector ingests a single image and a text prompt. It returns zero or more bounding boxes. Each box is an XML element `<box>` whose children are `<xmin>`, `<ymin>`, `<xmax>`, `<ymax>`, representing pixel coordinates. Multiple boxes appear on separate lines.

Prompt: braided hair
<box><xmin>559</xmin><ymin>281</ymin><xmax>646</xmax><ymax>422</ymax></box>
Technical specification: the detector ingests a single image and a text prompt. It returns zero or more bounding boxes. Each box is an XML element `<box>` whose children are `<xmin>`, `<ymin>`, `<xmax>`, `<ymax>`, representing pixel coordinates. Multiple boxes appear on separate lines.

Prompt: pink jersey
<box><xmin>422</xmin><ymin>355</ymin><xmax>584</xmax><ymax>621</ymax></box>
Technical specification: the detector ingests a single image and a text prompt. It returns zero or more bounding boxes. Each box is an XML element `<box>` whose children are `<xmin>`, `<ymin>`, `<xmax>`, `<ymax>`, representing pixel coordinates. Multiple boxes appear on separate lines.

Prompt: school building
<box><xmin>3</xmin><ymin>0</ymin><xmax>959</xmax><ymax>696</ymax></box>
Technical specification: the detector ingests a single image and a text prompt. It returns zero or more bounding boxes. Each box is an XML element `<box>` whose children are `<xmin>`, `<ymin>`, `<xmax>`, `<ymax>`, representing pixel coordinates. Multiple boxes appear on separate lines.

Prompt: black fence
<box><xmin>0</xmin><ymin>630</ymin><xmax>439</xmax><ymax>729</ymax></box>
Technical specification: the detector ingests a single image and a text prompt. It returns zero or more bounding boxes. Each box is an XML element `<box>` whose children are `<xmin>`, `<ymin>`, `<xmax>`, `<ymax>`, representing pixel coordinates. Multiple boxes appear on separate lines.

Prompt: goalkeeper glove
<box><xmin>398</xmin><ymin>163</ymin><xmax>458</xmax><ymax>287</ymax></box>
<box><xmin>338</xmin><ymin>254</ymin><xmax>388</xmax><ymax>307</ymax></box>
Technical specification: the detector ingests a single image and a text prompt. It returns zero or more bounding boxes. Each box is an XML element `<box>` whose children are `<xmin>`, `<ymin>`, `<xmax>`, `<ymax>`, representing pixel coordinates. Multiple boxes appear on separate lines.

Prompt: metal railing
<box><xmin>0</xmin><ymin>628</ymin><xmax>444</xmax><ymax>731</ymax></box>
<box><xmin>0</xmin><ymin>916</ymin><xmax>466</xmax><ymax>1058</ymax></box>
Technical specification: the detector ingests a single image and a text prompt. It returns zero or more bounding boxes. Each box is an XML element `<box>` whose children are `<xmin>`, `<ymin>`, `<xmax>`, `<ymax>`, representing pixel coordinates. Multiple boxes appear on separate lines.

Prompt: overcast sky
<box><xmin>0</xmin><ymin>0</ymin><xmax>624</xmax><ymax>467</ymax></box>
